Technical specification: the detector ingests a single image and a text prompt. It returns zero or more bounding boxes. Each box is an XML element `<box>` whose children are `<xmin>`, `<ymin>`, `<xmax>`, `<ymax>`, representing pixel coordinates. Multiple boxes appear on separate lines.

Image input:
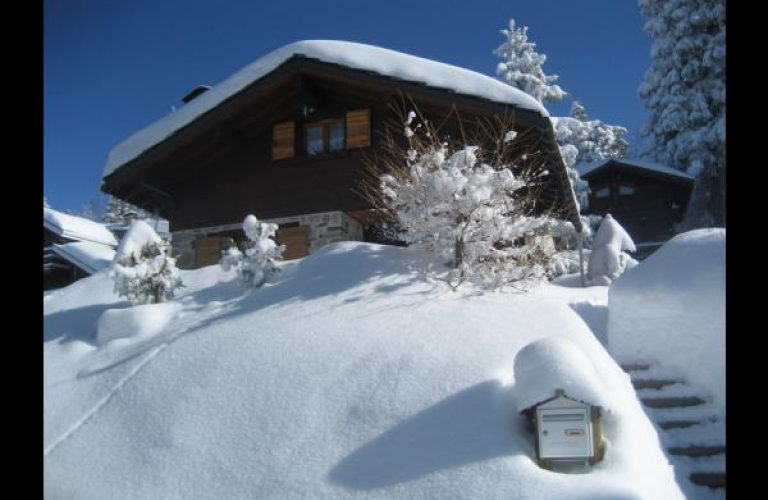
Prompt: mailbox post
<box><xmin>525</xmin><ymin>389</ymin><xmax>605</xmax><ymax>470</ymax></box>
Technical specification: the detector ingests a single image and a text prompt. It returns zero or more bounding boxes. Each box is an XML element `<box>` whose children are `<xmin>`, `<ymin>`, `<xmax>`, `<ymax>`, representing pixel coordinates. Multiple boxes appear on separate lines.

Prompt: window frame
<box><xmin>303</xmin><ymin>118</ymin><xmax>346</xmax><ymax>156</ymax></box>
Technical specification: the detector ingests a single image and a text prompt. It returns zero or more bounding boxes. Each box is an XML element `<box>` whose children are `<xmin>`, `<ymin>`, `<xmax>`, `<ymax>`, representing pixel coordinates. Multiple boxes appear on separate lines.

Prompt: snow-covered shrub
<box><xmin>587</xmin><ymin>214</ymin><xmax>637</xmax><ymax>286</ymax></box>
<box><xmin>364</xmin><ymin>108</ymin><xmax>568</xmax><ymax>291</ymax></box>
<box><xmin>111</xmin><ymin>220</ymin><xmax>182</xmax><ymax>304</ymax></box>
<box><xmin>220</xmin><ymin>215</ymin><xmax>285</xmax><ymax>287</ymax></box>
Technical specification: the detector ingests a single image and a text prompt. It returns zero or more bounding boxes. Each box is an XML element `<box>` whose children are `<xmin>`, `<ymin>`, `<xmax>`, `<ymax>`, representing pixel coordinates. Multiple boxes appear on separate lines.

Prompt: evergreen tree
<box><xmin>637</xmin><ymin>0</ymin><xmax>725</xmax><ymax>228</ymax></box>
<box><xmin>571</xmin><ymin>101</ymin><xmax>589</xmax><ymax>122</ymax></box>
<box><xmin>494</xmin><ymin>18</ymin><xmax>567</xmax><ymax>104</ymax></box>
<box><xmin>102</xmin><ymin>196</ymin><xmax>150</xmax><ymax>224</ymax></box>
<box><xmin>494</xmin><ymin>19</ymin><xmax>629</xmax><ymax>213</ymax></box>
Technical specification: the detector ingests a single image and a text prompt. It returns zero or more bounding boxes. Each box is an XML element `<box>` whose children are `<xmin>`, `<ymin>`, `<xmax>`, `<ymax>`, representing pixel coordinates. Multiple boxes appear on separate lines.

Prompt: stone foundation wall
<box><xmin>171</xmin><ymin>210</ymin><xmax>365</xmax><ymax>269</ymax></box>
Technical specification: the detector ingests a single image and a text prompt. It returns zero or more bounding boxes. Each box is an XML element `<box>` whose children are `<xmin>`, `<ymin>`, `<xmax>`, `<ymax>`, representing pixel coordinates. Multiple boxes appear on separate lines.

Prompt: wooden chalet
<box><xmin>101</xmin><ymin>41</ymin><xmax>582</xmax><ymax>268</ymax></box>
<box><xmin>578</xmin><ymin>158</ymin><xmax>695</xmax><ymax>255</ymax></box>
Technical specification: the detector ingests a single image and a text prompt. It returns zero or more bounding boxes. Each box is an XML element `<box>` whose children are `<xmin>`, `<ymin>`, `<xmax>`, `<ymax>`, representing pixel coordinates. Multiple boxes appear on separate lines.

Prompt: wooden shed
<box><xmin>578</xmin><ymin>159</ymin><xmax>695</xmax><ymax>256</ymax></box>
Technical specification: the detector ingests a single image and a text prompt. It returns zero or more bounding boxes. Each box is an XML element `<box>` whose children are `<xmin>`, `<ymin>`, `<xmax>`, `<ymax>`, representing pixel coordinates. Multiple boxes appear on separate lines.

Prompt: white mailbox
<box><xmin>525</xmin><ymin>389</ymin><xmax>604</xmax><ymax>469</ymax></box>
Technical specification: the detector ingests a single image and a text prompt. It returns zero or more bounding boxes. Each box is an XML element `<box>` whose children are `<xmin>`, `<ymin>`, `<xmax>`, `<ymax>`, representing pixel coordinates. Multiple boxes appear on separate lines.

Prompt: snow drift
<box><xmin>45</xmin><ymin>242</ymin><xmax>685</xmax><ymax>500</ymax></box>
<box><xmin>607</xmin><ymin>229</ymin><xmax>725</xmax><ymax>409</ymax></box>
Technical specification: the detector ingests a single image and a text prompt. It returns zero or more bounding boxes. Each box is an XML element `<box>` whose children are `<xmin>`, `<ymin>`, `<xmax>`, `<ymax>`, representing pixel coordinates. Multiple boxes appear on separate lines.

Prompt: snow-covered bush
<box><xmin>365</xmin><ymin>109</ymin><xmax>567</xmax><ymax>291</ymax></box>
<box><xmin>111</xmin><ymin>220</ymin><xmax>182</xmax><ymax>304</ymax></box>
<box><xmin>587</xmin><ymin>214</ymin><xmax>637</xmax><ymax>286</ymax></box>
<box><xmin>220</xmin><ymin>215</ymin><xmax>285</xmax><ymax>287</ymax></box>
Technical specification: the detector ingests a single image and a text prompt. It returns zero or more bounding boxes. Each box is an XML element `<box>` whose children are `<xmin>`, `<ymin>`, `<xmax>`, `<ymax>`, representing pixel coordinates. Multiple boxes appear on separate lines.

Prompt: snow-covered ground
<box><xmin>607</xmin><ymin>229</ymin><xmax>725</xmax><ymax>410</ymax></box>
<box><xmin>44</xmin><ymin>242</ymin><xmax>687</xmax><ymax>499</ymax></box>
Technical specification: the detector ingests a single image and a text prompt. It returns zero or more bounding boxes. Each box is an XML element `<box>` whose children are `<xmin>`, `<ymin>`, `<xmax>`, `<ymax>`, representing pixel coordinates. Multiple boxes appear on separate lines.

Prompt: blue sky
<box><xmin>44</xmin><ymin>0</ymin><xmax>652</xmax><ymax>214</ymax></box>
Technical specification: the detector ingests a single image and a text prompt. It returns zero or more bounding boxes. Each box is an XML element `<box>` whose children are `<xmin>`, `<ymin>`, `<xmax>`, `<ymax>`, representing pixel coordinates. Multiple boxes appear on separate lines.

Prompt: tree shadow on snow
<box><xmin>329</xmin><ymin>380</ymin><xmax>530</xmax><ymax>490</ymax></box>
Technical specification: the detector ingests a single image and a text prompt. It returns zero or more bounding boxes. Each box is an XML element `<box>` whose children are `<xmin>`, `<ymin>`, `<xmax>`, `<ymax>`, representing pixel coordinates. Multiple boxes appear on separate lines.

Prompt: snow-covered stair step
<box><xmin>623</xmin><ymin>363</ymin><xmax>684</xmax><ymax>380</ymax></box>
<box><xmin>620</xmin><ymin>362</ymin><xmax>652</xmax><ymax>372</ymax></box>
<box><xmin>663</xmin><ymin>420</ymin><xmax>725</xmax><ymax>448</ymax></box>
<box><xmin>631</xmin><ymin>378</ymin><xmax>678</xmax><ymax>390</ymax></box>
<box><xmin>689</xmin><ymin>472</ymin><xmax>725</xmax><ymax>489</ymax></box>
<box><xmin>641</xmin><ymin>394</ymin><xmax>707</xmax><ymax>409</ymax></box>
<box><xmin>636</xmin><ymin>382</ymin><xmax>709</xmax><ymax>400</ymax></box>
<box><xmin>667</xmin><ymin>445</ymin><xmax>725</xmax><ymax>458</ymax></box>
<box><xmin>673</xmin><ymin>454</ymin><xmax>726</xmax><ymax>474</ymax></box>
<box><xmin>649</xmin><ymin>404</ymin><xmax>723</xmax><ymax>424</ymax></box>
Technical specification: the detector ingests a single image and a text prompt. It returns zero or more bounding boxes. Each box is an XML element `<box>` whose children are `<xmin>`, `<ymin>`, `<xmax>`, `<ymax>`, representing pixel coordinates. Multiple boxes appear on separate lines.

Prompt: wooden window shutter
<box><xmin>272</xmin><ymin>121</ymin><xmax>295</xmax><ymax>159</ymax></box>
<box><xmin>346</xmin><ymin>109</ymin><xmax>371</xmax><ymax>149</ymax></box>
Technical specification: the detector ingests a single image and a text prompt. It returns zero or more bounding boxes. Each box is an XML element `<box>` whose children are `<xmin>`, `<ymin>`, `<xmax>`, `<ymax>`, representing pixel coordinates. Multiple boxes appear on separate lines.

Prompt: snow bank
<box><xmin>45</xmin><ymin>242</ymin><xmax>685</xmax><ymax>500</ymax></box>
<box><xmin>514</xmin><ymin>337</ymin><xmax>610</xmax><ymax>412</ymax></box>
<box><xmin>44</xmin><ymin>208</ymin><xmax>118</xmax><ymax>247</ymax></box>
<box><xmin>607</xmin><ymin>229</ymin><xmax>725</xmax><ymax>409</ymax></box>
<box><xmin>96</xmin><ymin>302</ymin><xmax>182</xmax><ymax>345</ymax></box>
<box><xmin>104</xmin><ymin>40</ymin><xmax>548</xmax><ymax>177</ymax></box>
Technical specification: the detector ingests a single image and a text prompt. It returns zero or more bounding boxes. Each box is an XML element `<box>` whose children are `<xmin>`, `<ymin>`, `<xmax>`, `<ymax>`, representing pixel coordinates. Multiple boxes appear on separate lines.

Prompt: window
<box><xmin>595</xmin><ymin>187</ymin><xmax>610</xmax><ymax>199</ymax></box>
<box><xmin>304</xmin><ymin>118</ymin><xmax>345</xmax><ymax>155</ymax></box>
<box><xmin>619</xmin><ymin>184</ymin><xmax>635</xmax><ymax>196</ymax></box>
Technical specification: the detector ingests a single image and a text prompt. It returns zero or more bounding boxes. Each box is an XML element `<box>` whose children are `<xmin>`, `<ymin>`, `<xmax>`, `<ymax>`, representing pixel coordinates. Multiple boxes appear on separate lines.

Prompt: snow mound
<box><xmin>114</xmin><ymin>220</ymin><xmax>163</xmax><ymax>262</ymax></box>
<box><xmin>607</xmin><ymin>229</ymin><xmax>725</xmax><ymax>409</ymax></box>
<box><xmin>104</xmin><ymin>40</ymin><xmax>548</xmax><ymax>177</ymax></box>
<box><xmin>45</xmin><ymin>242</ymin><xmax>685</xmax><ymax>500</ymax></box>
<box><xmin>514</xmin><ymin>337</ymin><xmax>610</xmax><ymax>412</ymax></box>
<box><xmin>96</xmin><ymin>302</ymin><xmax>182</xmax><ymax>346</ymax></box>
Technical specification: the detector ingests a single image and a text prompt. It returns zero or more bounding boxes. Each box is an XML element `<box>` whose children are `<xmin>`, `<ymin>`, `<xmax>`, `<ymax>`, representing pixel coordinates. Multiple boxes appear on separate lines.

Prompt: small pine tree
<box><xmin>220</xmin><ymin>215</ymin><xmax>285</xmax><ymax>287</ymax></box>
<box><xmin>112</xmin><ymin>220</ymin><xmax>182</xmax><ymax>304</ymax></box>
<box><xmin>494</xmin><ymin>18</ymin><xmax>567</xmax><ymax>104</ymax></box>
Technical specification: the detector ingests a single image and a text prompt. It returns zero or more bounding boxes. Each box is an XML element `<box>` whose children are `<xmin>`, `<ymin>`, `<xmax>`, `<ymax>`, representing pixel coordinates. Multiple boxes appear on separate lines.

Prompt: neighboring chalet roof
<box><xmin>50</xmin><ymin>241</ymin><xmax>116</xmax><ymax>275</ymax></box>
<box><xmin>578</xmin><ymin>158</ymin><xmax>696</xmax><ymax>184</ymax></box>
<box><xmin>44</xmin><ymin>208</ymin><xmax>118</xmax><ymax>247</ymax></box>
<box><xmin>103</xmin><ymin>40</ymin><xmax>548</xmax><ymax>178</ymax></box>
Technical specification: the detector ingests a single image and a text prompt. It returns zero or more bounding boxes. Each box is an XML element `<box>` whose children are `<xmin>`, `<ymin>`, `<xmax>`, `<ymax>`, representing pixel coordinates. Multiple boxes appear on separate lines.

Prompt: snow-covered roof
<box><xmin>44</xmin><ymin>208</ymin><xmax>119</xmax><ymax>247</ymax></box>
<box><xmin>51</xmin><ymin>241</ymin><xmax>116</xmax><ymax>275</ymax></box>
<box><xmin>577</xmin><ymin>158</ymin><xmax>695</xmax><ymax>181</ymax></box>
<box><xmin>104</xmin><ymin>40</ymin><xmax>549</xmax><ymax>178</ymax></box>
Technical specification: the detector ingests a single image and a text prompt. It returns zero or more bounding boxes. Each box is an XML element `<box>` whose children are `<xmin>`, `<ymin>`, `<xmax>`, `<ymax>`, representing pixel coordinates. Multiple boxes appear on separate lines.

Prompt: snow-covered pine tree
<box><xmin>551</xmin><ymin>102</ymin><xmax>629</xmax><ymax>209</ymax></box>
<box><xmin>637</xmin><ymin>0</ymin><xmax>725</xmax><ymax>228</ymax></box>
<box><xmin>112</xmin><ymin>220</ymin><xmax>182</xmax><ymax>305</ymax></box>
<box><xmin>494</xmin><ymin>18</ymin><xmax>567</xmax><ymax>104</ymax></box>
<box><xmin>44</xmin><ymin>197</ymin><xmax>50</xmax><ymax>209</ymax></box>
<box><xmin>102</xmin><ymin>196</ymin><xmax>151</xmax><ymax>224</ymax></box>
<box><xmin>571</xmin><ymin>101</ymin><xmax>589</xmax><ymax>122</ymax></box>
<box><xmin>220</xmin><ymin>215</ymin><xmax>285</xmax><ymax>288</ymax></box>
<box><xmin>494</xmin><ymin>19</ymin><xmax>627</xmax><ymax>214</ymax></box>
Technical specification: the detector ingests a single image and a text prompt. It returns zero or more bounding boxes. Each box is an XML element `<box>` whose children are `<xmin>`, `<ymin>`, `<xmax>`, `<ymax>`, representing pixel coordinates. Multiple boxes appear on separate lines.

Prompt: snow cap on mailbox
<box><xmin>514</xmin><ymin>337</ymin><xmax>611</xmax><ymax>414</ymax></box>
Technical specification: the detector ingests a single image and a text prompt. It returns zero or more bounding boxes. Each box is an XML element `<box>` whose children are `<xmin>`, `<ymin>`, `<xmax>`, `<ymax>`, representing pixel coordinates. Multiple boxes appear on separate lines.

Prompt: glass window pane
<box><xmin>307</xmin><ymin>126</ymin><xmax>324</xmax><ymax>155</ymax></box>
<box><xmin>619</xmin><ymin>185</ymin><xmax>634</xmax><ymax>196</ymax></box>
<box><xmin>329</xmin><ymin>121</ymin><xmax>345</xmax><ymax>151</ymax></box>
<box><xmin>595</xmin><ymin>187</ymin><xmax>610</xmax><ymax>199</ymax></box>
